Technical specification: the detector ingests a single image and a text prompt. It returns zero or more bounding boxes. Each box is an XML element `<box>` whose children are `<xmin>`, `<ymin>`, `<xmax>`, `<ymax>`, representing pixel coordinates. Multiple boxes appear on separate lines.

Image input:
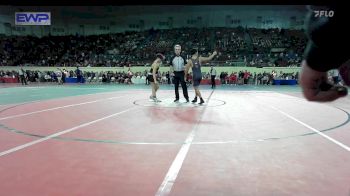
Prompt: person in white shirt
<box><xmin>210</xmin><ymin>65</ymin><xmax>217</xmax><ymax>89</ymax></box>
<box><xmin>18</xmin><ymin>66</ymin><xmax>27</xmax><ymax>85</ymax></box>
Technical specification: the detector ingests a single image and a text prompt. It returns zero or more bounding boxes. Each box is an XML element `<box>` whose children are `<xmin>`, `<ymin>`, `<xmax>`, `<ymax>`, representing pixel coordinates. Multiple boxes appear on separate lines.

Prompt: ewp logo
<box><xmin>15</xmin><ymin>12</ymin><xmax>51</xmax><ymax>25</ymax></box>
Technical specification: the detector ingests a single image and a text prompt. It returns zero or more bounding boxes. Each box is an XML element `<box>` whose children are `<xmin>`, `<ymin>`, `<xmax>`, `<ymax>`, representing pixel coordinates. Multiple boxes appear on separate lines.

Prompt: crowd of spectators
<box><xmin>0</xmin><ymin>27</ymin><xmax>307</xmax><ymax>68</ymax></box>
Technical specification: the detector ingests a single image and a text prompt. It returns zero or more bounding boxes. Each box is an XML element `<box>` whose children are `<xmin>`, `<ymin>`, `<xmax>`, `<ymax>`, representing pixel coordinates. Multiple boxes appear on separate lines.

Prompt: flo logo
<box><xmin>314</xmin><ymin>10</ymin><xmax>334</xmax><ymax>18</ymax></box>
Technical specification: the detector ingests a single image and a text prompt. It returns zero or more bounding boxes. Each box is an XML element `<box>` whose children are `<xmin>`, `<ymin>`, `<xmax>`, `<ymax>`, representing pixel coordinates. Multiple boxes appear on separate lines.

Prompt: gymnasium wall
<box><xmin>0</xmin><ymin>5</ymin><xmax>307</xmax><ymax>37</ymax></box>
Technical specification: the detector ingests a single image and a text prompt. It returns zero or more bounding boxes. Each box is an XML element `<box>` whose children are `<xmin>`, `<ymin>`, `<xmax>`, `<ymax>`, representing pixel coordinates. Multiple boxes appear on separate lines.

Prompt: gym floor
<box><xmin>0</xmin><ymin>84</ymin><xmax>349</xmax><ymax>196</ymax></box>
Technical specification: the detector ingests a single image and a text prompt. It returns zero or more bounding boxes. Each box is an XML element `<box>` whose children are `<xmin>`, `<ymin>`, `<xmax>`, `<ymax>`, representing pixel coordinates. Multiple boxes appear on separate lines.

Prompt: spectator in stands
<box><xmin>229</xmin><ymin>72</ymin><xmax>237</xmax><ymax>85</ymax></box>
<box><xmin>57</xmin><ymin>68</ymin><xmax>63</xmax><ymax>85</ymax></box>
<box><xmin>18</xmin><ymin>66</ymin><xmax>27</xmax><ymax>85</ymax></box>
<box><xmin>166</xmin><ymin>71</ymin><xmax>171</xmax><ymax>84</ymax></box>
<box><xmin>243</xmin><ymin>70</ymin><xmax>250</xmax><ymax>84</ymax></box>
<box><xmin>331</xmin><ymin>69</ymin><xmax>340</xmax><ymax>85</ymax></box>
<box><xmin>62</xmin><ymin>69</ymin><xmax>67</xmax><ymax>83</ymax></box>
<box><xmin>75</xmin><ymin>66</ymin><xmax>82</xmax><ymax>83</ymax></box>
<box><xmin>220</xmin><ymin>72</ymin><xmax>225</xmax><ymax>85</ymax></box>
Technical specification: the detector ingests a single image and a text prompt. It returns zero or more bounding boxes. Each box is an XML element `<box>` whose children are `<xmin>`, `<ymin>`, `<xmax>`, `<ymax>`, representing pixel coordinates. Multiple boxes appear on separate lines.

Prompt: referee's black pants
<box><xmin>173</xmin><ymin>71</ymin><xmax>189</xmax><ymax>100</ymax></box>
<box><xmin>211</xmin><ymin>75</ymin><xmax>216</xmax><ymax>88</ymax></box>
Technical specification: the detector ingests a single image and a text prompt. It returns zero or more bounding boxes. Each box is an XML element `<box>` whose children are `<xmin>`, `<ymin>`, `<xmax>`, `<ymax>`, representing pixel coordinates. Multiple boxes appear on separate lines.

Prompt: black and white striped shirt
<box><xmin>210</xmin><ymin>68</ymin><xmax>217</xmax><ymax>76</ymax></box>
<box><xmin>170</xmin><ymin>55</ymin><xmax>187</xmax><ymax>72</ymax></box>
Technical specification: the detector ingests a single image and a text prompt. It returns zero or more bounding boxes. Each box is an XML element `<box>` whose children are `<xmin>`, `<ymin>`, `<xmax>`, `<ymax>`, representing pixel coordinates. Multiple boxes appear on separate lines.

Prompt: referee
<box><xmin>170</xmin><ymin>44</ymin><xmax>189</xmax><ymax>102</ymax></box>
